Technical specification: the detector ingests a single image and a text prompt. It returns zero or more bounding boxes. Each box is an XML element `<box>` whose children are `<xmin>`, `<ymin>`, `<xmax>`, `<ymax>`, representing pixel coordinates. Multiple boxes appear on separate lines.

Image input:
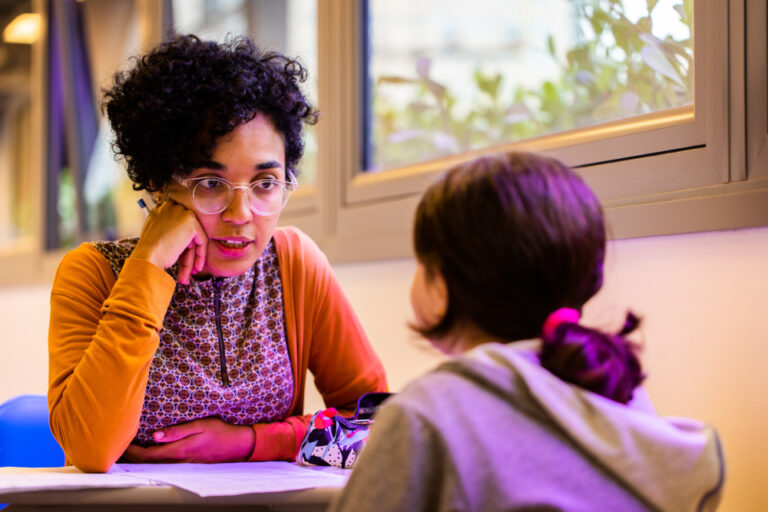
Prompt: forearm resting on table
<box><xmin>249</xmin><ymin>415</ymin><xmax>312</xmax><ymax>461</ymax></box>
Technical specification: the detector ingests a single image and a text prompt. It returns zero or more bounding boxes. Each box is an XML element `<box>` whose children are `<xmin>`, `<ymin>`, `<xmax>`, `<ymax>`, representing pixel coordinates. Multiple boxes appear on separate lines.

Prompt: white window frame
<box><xmin>306</xmin><ymin>0</ymin><xmax>768</xmax><ymax>263</ymax></box>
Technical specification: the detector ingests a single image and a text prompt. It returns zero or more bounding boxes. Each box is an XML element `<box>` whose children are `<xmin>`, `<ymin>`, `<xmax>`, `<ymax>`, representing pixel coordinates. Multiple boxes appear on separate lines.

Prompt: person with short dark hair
<box><xmin>330</xmin><ymin>152</ymin><xmax>724</xmax><ymax>511</ymax></box>
<box><xmin>47</xmin><ymin>34</ymin><xmax>387</xmax><ymax>473</ymax></box>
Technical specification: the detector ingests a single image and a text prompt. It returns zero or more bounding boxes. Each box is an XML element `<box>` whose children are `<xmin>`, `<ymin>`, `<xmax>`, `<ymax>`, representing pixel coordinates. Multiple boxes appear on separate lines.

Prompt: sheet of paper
<box><xmin>0</xmin><ymin>465</ymin><xmax>157</xmax><ymax>493</ymax></box>
<box><xmin>112</xmin><ymin>462</ymin><xmax>350</xmax><ymax>497</ymax></box>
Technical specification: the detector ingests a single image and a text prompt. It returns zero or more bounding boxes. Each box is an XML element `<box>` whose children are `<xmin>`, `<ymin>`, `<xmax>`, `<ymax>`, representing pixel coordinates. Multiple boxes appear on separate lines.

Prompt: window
<box><xmin>311</xmin><ymin>0</ymin><xmax>766</xmax><ymax>262</ymax></box>
<box><xmin>0</xmin><ymin>0</ymin><xmax>38</xmax><ymax>253</ymax></box>
<box><xmin>745</xmin><ymin>0</ymin><xmax>767</xmax><ymax>182</ymax></box>
<box><xmin>364</xmin><ymin>0</ymin><xmax>693</xmax><ymax>172</ymax></box>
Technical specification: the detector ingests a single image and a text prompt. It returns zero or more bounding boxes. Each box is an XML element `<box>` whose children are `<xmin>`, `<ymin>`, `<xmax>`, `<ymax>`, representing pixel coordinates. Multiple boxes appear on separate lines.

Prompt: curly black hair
<box><xmin>102</xmin><ymin>34</ymin><xmax>318</xmax><ymax>192</ymax></box>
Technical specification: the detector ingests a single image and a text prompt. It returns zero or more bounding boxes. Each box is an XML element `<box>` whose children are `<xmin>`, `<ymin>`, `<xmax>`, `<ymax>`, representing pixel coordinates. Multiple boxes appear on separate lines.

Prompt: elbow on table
<box><xmin>69</xmin><ymin>450</ymin><xmax>120</xmax><ymax>473</ymax></box>
<box><xmin>49</xmin><ymin>409</ymin><xmax>131</xmax><ymax>473</ymax></box>
<box><xmin>59</xmin><ymin>437</ymin><xmax>124</xmax><ymax>473</ymax></box>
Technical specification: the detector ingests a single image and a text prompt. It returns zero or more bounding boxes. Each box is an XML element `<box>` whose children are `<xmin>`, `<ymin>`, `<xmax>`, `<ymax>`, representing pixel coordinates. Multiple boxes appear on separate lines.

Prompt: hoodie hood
<box><xmin>442</xmin><ymin>341</ymin><xmax>725</xmax><ymax>512</ymax></box>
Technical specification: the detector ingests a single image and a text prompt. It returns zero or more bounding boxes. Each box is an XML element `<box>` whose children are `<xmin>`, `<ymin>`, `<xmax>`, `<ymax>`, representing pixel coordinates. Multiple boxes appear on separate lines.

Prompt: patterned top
<box><xmin>91</xmin><ymin>238</ymin><xmax>294</xmax><ymax>445</ymax></box>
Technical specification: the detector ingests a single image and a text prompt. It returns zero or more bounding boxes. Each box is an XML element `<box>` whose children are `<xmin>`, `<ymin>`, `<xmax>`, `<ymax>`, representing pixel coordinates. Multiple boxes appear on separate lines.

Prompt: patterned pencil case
<box><xmin>296</xmin><ymin>392</ymin><xmax>392</xmax><ymax>469</ymax></box>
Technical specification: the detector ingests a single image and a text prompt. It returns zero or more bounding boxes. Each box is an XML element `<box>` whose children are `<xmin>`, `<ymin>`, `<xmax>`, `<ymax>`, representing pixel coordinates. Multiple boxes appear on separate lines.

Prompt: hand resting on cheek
<box><xmin>131</xmin><ymin>198</ymin><xmax>208</xmax><ymax>285</ymax></box>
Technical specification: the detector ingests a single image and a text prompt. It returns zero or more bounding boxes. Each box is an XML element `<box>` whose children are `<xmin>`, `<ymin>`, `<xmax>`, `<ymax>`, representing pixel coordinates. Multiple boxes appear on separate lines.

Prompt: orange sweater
<box><xmin>48</xmin><ymin>227</ymin><xmax>387</xmax><ymax>472</ymax></box>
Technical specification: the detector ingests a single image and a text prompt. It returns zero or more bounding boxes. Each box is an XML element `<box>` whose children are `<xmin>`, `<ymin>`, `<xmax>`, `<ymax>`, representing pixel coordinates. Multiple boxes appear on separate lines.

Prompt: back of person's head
<box><xmin>413</xmin><ymin>151</ymin><xmax>643</xmax><ymax>403</ymax></box>
<box><xmin>103</xmin><ymin>34</ymin><xmax>318</xmax><ymax>192</ymax></box>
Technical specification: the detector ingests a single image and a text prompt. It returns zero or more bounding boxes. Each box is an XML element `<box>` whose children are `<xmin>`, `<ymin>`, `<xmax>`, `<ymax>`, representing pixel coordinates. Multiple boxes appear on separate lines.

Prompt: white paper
<box><xmin>0</xmin><ymin>465</ymin><xmax>157</xmax><ymax>493</ymax></box>
<box><xmin>112</xmin><ymin>462</ymin><xmax>350</xmax><ymax>497</ymax></box>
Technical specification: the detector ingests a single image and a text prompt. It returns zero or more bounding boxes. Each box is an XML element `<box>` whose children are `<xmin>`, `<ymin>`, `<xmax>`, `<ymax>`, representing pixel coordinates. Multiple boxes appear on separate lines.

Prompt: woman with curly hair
<box><xmin>47</xmin><ymin>34</ymin><xmax>387</xmax><ymax>472</ymax></box>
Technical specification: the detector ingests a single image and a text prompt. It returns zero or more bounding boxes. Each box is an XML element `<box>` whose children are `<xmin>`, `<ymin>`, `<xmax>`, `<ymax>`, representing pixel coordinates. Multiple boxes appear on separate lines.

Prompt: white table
<box><xmin>0</xmin><ymin>462</ymin><xmax>347</xmax><ymax>511</ymax></box>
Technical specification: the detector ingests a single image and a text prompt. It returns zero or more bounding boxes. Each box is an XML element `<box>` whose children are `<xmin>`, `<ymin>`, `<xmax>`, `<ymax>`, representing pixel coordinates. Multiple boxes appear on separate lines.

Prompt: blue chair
<box><xmin>0</xmin><ymin>394</ymin><xmax>65</xmax><ymax>467</ymax></box>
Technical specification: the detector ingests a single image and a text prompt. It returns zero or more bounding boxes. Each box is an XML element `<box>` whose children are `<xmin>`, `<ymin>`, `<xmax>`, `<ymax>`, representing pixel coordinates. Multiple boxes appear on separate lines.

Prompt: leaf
<box><xmin>636</xmin><ymin>16</ymin><xmax>651</xmax><ymax>34</ymax></box>
<box><xmin>541</xmin><ymin>81</ymin><xmax>561</xmax><ymax>106</ymax></box>
<box><xmin>415</xmin><ymin>57</ymin><xmax>431</xmax><ymax>78</ymax></box>
<box><xmin>639</xmin><ymin>32</ymin><xmax>662</xmax><ymax>47</ymax></box>
<box><xmin>387</xmin><ymin>129</ymin><xmax>424</xmax><ymax>144</ymax></box>
<box><xmin>683</xmin><ymin>0</ymin><xmax>693</xmax><ymax>26</ymax></box>
<box><xmin>590</xmin><ymin>9</ymin><xmax>609</xmax><ymax>36</ymax></box>
<box><xmin>474</xmin><ymin>71</ymin><xmax>502</xmax><ymax>99</ymax></box>
<box><xmin>547</xmin><ymin>35</ymin><xmax>556</xmax><ymax>57</ymax></box>
<box><xmin>430</xmin><ymin>132</ymin><xmax>460</xmax><ymax>152</ymax></box>
<box><xmin>504</xmin><ymin>103</ymin><xmax>532</xmax><ymax>124</ymax></box>
<box><xmin>641</xmin><ymin>43</ymin><xmax>683</xmax><ymax>86</ymax></box>
<box><xmin>566</xmin><ymin>46</ymin><xmax>590</xmax><ymax>69</ymax></box>
<box><xmin>620</xmin><ymin>91</ymin><xmax>639</xmax><ymax>112</ymax></box>
<box><xmin>574</xmin><ymin>69</ymin><xmax>596</xmax><ymax>87</ymax></box>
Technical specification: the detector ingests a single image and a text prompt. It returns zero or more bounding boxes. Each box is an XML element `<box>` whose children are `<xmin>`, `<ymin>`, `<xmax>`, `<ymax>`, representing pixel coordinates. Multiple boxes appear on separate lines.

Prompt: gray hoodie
<box><xmin>330</xmin><ymin>341</ymin><xmax>724</xmax><ymax>512</ymax></box>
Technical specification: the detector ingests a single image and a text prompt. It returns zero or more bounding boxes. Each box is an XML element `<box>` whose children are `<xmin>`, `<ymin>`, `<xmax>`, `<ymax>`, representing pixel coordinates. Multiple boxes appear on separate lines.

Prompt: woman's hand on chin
<box><xmin>131</xmin><ymin>198</ymin><xmax>208</xmax><ymax>285</ymax></box>
<box><xmin>121</xmin><ymin>417</ymin><xmax>256</xmax><ymax>463</ymax></box>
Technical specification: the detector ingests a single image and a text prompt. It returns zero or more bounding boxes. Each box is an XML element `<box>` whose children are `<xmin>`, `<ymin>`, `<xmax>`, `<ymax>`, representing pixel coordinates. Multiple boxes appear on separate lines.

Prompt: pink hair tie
<box><xmin>542</xmin><ymin>308</ymin><xmax>581</xmax><ymax>340</ymax></box>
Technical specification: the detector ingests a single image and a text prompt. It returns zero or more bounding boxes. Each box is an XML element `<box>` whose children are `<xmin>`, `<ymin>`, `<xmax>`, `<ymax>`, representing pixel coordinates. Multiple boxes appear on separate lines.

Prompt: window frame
<box><xmin>745</xmin><ymin>0</ymin><xmax>767</xmax><ymax>182</ymax></box>
<box><xmin>309</xmin><ymin>0</ymin><xmax>768</xmax><ymax>263</ymax></box>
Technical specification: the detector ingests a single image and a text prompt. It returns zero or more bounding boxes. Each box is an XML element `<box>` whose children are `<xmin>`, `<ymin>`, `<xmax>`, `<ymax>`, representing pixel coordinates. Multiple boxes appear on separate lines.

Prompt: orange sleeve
<box><xmin>247</xmin><ymin>228</ymin><xmax>388</xmax><ymax>462</ymax></box>
<box><xmin>248</xmin><ymin>415</ymin><xmax>311</xmax><ymax>461</ymax></box>
<box><xmin>48</xmin><ymin>244</ymin><xmax>176</xmax><ymax>472</ymax></box>
<box><xmin>304</xmin><ymin>239</ymin><xmax>388</xmax><ymax>411</ymax></box>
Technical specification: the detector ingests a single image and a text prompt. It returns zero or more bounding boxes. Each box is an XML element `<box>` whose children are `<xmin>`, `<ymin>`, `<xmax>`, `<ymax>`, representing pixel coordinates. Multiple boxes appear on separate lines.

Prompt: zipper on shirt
<box><xmin>213</xmin><ymin>278</ymin><xmax>231</xmax><ymax>387</ymax></box>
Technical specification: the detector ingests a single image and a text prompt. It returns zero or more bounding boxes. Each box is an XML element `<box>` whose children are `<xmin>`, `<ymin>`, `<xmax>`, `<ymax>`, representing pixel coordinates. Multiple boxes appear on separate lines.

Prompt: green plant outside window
<box><xmin>366</xmin><ymin>0</ymin><xmax>693</xmax><ymax>171</ymax></box>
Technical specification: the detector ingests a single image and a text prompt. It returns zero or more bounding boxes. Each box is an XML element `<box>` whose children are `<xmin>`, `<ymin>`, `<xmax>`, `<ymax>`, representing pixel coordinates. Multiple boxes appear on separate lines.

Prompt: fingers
<box><xmin>122</xmin><ymin>419</ymin><xmax>255</xmax><ymax>463</ymax></box>
<box><xmin>178</xmin><ymin>225</ymin><xmax>208</xmax><ymax>284</ymax></box>
<box><xmin>131</xmin><ymin>198</ymin><xmax>208</xmax><ymax>277</ymax></box>
<box><xmin>123</xmin><ymin>441</ymin><xmax>190</xmax><ymax>463</ymax></box>
<box><xmin>193</xmin><ymin>228</ymin><xmax>208</xmax><ymax>273</ymax></box>
<box><xmin>153</xmin><ymin>423</ymin><xmax>200</xmax><ymax>444</ymax></box>
<box><xmin>177</xmin><ymin>247</ymin><xmax>195</xmax><ymax>285</ymax></box>
<box><xmin>121</xmin><ymin>423</ymin><xmax>204</xmax><ymax>463</ymax></box>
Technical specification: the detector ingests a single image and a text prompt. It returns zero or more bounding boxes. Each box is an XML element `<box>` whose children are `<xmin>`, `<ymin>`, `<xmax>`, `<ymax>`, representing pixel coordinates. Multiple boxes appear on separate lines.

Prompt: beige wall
<box><xmin>1</xmin><ymin>225</ymin><xmax>766</xmax><ymax>510</ymax></box>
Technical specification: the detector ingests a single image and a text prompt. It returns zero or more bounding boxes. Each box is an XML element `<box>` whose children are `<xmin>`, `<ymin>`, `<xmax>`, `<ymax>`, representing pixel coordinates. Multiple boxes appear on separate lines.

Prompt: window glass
<box><xmin>364</xmin><ymin>0</ymin><xmax>693</xmax><ymax>171</ymax></box>
<box><xmin>0</xmin><ymin>1</ymin><xmax>37</xmax><ymax>251</ymax></box>
<box><xmin>172</xmin><ymin>0</ymin><xmax>318</xmax><ymax>184</ymax></box>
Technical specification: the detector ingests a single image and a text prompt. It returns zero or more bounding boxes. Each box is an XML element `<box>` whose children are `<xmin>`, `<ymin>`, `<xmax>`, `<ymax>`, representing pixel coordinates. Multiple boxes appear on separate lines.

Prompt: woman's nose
<box><xmin>221</xmin><ymin>187</ymin><xmax>252</xmax><ymax>223</ymax></box>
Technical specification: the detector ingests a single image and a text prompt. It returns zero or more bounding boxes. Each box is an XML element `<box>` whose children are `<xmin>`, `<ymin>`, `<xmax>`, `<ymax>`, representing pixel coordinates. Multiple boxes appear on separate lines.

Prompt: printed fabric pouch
<box><xmin>297</xmin><ymin>392</ymin><xmax>392</xmax><ymax>469</ymax></box>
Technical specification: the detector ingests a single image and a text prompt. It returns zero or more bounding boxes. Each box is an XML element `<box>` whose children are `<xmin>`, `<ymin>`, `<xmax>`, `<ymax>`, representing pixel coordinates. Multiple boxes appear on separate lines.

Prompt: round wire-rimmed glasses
<box><xmin>172</xmin><ymin>175</ymin><xmax>298</xmax><ymax>216</ymax></box>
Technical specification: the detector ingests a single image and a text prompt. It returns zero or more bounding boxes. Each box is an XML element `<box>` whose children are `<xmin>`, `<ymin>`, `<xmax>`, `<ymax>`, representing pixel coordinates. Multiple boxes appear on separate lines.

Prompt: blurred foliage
<box><xmin>58</xmin><ymin>168</ymin><xmax>76</xmax><ymax>248</ymax></box>
<box><xmin>370</xmin><ymin>0</ymin><xmax>693</xmax><ymax>171</ymax></box>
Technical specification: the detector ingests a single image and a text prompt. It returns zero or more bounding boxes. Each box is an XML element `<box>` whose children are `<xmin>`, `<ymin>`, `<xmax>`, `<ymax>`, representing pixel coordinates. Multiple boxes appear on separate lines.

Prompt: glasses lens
<box><xmin>192</xmin><ymin>178</ymin><xmax>231</xmax><ymax>213</ymax></box>
<box><xmin>249</xmin><ymin>180</ymin><xmax>287</xmax><ymax>215</ymax></box>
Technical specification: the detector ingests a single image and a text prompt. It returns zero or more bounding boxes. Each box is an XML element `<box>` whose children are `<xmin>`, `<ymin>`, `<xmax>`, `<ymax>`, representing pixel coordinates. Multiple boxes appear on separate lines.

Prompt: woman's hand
<box><xmin>130</xmin><ymin>199</ymin><xmax>207</xmax><ymax>285</ymax></box>
<box><xmin>121</xmin><ymin>417</ymin><xmax>256</xmax><ymax>463</ymax></box>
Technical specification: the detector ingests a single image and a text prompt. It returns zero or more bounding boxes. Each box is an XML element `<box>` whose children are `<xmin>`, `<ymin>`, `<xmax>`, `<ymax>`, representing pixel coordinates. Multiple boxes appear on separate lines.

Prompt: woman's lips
<box><xmin>212</xmin><ymin>238</ymin><xmax>254</xmax><ymax>257</ymax></box>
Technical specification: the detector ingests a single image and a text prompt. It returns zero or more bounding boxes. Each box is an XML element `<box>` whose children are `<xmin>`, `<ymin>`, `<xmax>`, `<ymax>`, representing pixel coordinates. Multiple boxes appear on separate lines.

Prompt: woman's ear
<box><xmin>151</xmin><ymin>184</ymin><xmax>168</xmax><ymax>205</ymax></box>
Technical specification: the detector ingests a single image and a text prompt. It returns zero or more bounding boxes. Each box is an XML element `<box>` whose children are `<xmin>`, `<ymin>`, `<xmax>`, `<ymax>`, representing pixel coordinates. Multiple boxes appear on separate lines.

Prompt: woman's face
<box><xmin>165</xmin><ymin>113</ymin><xmax>287</xmax><ymax>278</ymax></box>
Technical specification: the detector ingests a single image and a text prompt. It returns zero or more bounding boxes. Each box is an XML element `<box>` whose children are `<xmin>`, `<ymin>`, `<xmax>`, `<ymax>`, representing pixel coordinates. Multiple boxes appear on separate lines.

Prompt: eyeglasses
<box><xmin>173</xmin><ymin>175</ymin><xmax>298</xmax><ymax>216</ymax></box>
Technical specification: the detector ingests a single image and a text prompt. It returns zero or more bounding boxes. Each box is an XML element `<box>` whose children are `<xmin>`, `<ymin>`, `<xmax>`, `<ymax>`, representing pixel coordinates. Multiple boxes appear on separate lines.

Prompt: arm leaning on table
<box><xmin>48</xmin><ymin>244</ymin><xmax>176</xmax><ymax>473</ymax></box>
<box><xmin>48</xmin><ymin>228</ymin><xmax>388</xmax><ymax>470</ymax></box>
<box><xmin>247</xmin><ymin>227</ymin><xmax>388</xmax><ymax>462</ymax></box>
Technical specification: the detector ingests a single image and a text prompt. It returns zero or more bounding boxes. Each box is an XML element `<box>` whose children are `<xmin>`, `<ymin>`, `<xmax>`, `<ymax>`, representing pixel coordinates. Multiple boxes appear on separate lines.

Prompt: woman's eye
<box><xmin>254</xmin><ymin>179</ymin><xmax>278</xmax><ymax>191</ymax></box>
<box><xmin>199</xmin><ymin>179</ymin><xmax>225</xmax><ymax>191</ymax></box>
